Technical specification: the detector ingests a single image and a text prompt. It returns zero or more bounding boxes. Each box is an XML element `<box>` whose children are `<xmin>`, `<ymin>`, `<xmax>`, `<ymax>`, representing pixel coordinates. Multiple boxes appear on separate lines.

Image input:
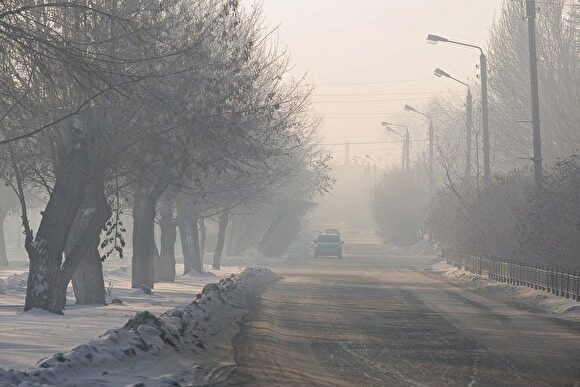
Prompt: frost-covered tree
<box><xmin>0</xmin><ymin>0</ymin><xmax>330</xmax><ymax>314</ymax></box>
<box><xmin>488</xmin><ymin>0</ymin><xmax>580</xmax><ymax>168</ymax></box>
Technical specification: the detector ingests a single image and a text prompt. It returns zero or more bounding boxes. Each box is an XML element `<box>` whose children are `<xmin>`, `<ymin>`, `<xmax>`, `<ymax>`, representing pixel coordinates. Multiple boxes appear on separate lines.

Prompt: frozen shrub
<box><xmin>429</xmin><ymin>156</ymin><xmax>580</xmax><ymax>269</ymax></box>
<box><xmin>372</xmin><ymin>171</ymin><xmax>429</xmax><ymax>246</ymax></box>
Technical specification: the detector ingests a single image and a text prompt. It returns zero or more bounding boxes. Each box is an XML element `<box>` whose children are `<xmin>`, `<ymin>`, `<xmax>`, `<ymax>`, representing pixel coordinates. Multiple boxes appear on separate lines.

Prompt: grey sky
<box><xmin>246</xmin><ymin>0</ymin><xmax>504</xmax><ymax>165</ymax></box>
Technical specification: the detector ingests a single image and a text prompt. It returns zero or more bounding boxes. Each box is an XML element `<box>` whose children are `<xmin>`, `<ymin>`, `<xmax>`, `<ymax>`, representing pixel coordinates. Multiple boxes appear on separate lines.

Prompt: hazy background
<box><xmin>246</xmin><ymin>0</ymin><xmax>503</xmax><ymax>166</ymax></box>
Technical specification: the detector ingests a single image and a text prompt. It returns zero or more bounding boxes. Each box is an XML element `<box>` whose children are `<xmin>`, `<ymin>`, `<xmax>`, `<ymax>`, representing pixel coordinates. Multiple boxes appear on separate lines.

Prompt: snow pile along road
<box><xmin>0</xmin><ymin>272</ymin><xmax>28</xmax><ymax>294</ymax></box>
<box><xmin>443</xmin><ymin>265</ymin><xmax>481</xmax><ymax>282</ymax></box>
<box><xmin>0</xmin><ymin>267</ymin><xmax>276</xmax><ymax>387</ymax></box>
<box><xmin>430</xmin><ymin>260</ymin><xmax>580</xmax><ymax>319</ymax></box>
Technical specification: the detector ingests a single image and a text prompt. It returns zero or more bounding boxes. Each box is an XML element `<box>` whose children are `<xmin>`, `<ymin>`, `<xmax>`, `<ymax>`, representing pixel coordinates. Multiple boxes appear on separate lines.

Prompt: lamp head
<box><xmin>381</xmin><ymin>122</ymin><xmax>393</xmax><ymax>131</ymax></box>
<box><xmin>434</xmin><ymin>68</ymin><xmax>450</xmax><ymax>78</ymax></box>
<box><xmin>404</xmin><ymin>104</ymin><xmax>415</xmax><ymax>112</ymax></box>
<box><xmin>427</xmin><ymin>34</ymin><xmax>448</xmax><ymax>45</ymax></box>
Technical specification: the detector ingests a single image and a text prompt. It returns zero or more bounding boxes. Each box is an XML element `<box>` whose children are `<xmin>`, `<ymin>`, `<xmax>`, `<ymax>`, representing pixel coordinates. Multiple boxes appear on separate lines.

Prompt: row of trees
<box><xmin>430</xmin><ymin>0</ymin><xmax>579</xmax><ymax>267</ymax></box>
<box><xmin>0</xmin><ymin>1</ymin><xmax>331</xmax><ymax>314</ymax></box>
<box><xmin>489</xmin><ymin>0</ymin><xmax>580</xmax><ymax>168</ymax></box>
<box><xmin>373</xmin><ymin>0</ymin><xmax>579</xmax><ymax>265</ymax></box>
<box><xmin>371</xmin><ymin>169</ymin><xmax>428</xmax><ymax>246</ymax></box>
<box><xmin>429</xmin><ymin>157</ymin><xmax>580</xmax><ymax>269</ymax></box>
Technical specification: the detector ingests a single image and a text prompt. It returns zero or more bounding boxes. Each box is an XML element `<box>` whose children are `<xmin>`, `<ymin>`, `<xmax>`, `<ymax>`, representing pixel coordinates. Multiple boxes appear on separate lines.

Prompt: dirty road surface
<box><xmin>219</xmin><ymin>246</ymin><xmax>580</xmax><ymax>386</ymax></box>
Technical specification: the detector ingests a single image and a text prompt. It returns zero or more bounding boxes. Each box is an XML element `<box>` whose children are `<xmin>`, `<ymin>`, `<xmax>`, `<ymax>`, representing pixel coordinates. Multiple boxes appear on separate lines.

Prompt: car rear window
<box><xmin>317</xmin><ymin>234</ymin><xmax>340</xmax><ymax>243</ymax></box>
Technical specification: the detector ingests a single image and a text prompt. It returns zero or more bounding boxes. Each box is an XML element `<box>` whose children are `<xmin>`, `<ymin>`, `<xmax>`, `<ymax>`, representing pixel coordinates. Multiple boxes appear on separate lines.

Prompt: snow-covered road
<box><xmin>220</xmin><ymin>253</ymin><xmax>580</xmax><ymax>386</ymax></box>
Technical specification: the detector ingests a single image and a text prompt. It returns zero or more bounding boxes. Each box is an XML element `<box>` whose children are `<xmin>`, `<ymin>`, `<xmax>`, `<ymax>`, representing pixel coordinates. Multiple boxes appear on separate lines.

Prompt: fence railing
<box><xmin>447</xmin><ymin>255</ymin><xmax>580</xmax><ymax>302</ymax></box>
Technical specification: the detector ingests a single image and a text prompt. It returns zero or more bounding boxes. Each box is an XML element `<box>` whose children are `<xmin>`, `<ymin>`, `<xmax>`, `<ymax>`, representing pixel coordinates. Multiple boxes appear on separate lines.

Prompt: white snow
<box><xmin>429</xmin><ymin>260</ymin><xmax>580</xmax><ymax>318</ymax></box>
<box><xmin>444</xmin><ymin>266</ymin><xmax>481</xmax><ymax>282</ymax></box>
<box><xmin>0</xmin><ymin>264</ymin><xmax>275</xmax><ymax>386</ymax></box>
<box><xmin>0</xmin><ymin>272</ymin><xmax>28</xmax><ymax>294</ymax></box>
<box><xmin>428</xmin><ymin>260</ymin><xmax>453</xmax><ymax>273</ymax></box>
<box><xmin>0</xmin><ymin>262</ymin><xmax>242</xmax><ymax>371</ymax></box>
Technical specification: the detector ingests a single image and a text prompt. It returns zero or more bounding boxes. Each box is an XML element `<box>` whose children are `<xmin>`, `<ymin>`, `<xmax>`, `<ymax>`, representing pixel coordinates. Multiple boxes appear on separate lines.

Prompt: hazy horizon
<box><xmin>249</xmin><ymin>0</ymin><xmax>503</xmax><ymax>166</ymax></box>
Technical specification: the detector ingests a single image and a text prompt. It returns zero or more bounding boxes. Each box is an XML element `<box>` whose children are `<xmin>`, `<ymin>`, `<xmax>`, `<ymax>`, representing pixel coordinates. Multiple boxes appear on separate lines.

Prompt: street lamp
<box><xmin>365</xmin><ymin>154</ymin><xmax>377</xmax><ymax>187</ymax></box>
<box><xmin>427</xmin><ymin>33</ymin><xmax>491</xmax><ymax>183</ymax></box>
<box><xmin>427</xmin><ymin>34</ymin><xmax>449</xmax><ymax>44</ymax></box>
<box><xmin>382</xmin><ymin>121</ymin><xmax>410</xmax><ymax>172</ymax></box>
<box><xmin>434</xmin><ymin>67</ymin><xmax>473</xmax><ymax>177</ymax></box>
<box><xmin>434</xmin><ymin>68</ymin><xmax>468</xmax><ymax>88</ymax></box>
<box><xmin>403</xmin><ymin>105</ymin><xmax>434</xmax><ymax>179</ymax></box>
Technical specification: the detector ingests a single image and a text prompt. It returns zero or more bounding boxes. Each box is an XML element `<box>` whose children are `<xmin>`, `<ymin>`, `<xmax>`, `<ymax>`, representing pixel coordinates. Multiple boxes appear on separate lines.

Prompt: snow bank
<box><xmin>0</xmin><ymin>272</ymin><xmax>28</xmax><ymax>294</ymax></box>
<box><xmin>471</xmin><ymin>280</ymin><xmax>580</xmax><ymax>316</ymax></box>
<box><xmin>0</xmin><ymin>267</ymin><xmax>276</xmax><ymax>387</ymax></box>
<box><xmin>443</xmin><ymin>266</ymin><xmax>481</xmax><ymax>282</ymax></box>
<box><xmin>431</xmin><ymin>260</ymin><xmax>580</xmax><ymax>318</ymax></box>
<box><xmin>427</xmin><ymin>260</ymin><xmax>452</xmax><ymax>273</ymax></box>
<box><xmin>384</xmin><ymin>240</ymin><xmax>438</xmax><ymax>257</ymax></box>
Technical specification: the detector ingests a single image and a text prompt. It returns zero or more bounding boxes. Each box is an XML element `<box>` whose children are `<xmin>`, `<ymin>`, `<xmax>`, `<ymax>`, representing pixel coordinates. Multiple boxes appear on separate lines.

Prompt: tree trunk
<box><xmin>179</xmin><ymin>203</ymin><xmax>202</xmax><ymax>275</ymax></box>
<box><xmin>158</xmin><ymin>197</ymin><xmax>176</xmax><ymax>282</ymax></box>
<box><xmin>262</xmin><ymin>215</ymin><xmax>285</xmax><ymax>243</ymax></box>
<box><xmin>152</xmin><ymin>238</ymin><xmax>161</xmax><ymax>283</ymax></box>
<box><xmin>212</xmin><ymin>209</ymin><xmax>229</xmax><ymax>270</ymax></box>
<box><xmin>72</xmin><ymin>249</ymin><xmax>106</xmax><ymax>305</ymax></box>
<box><xmin>178</xmin><ymin>204</ymin><xmax>192</xmax><ymax>275</ymax></box>
<box><xmin>70</xmin><ymin>178</ymin><xmax>111</xmax><ymax>305</ymax></box>
<box><xmin>258</xmin><ymin>214</ymin><xmax>285</xmax><ymax>256</ymax></box>
<box><xmin>131</xmin><ymin>203</ymin><xmax>153</xmax><ymax>290</ymax></box>
<box><xmin>225</xmin><ymin>214</ymin><xmax>236</xmax><ymax>257</ymax></box>
<box><xmin>0</xmin><ymin>208</ymin><xmax>9</xmax><ymax>267</ymax></box>
<box><xmin>24</xmin><ymin>147</ymin><xmax>90</xmax><ymax>314</ymax></box>
<box><xmin>199</xmin><ymin>217</ymin><xmax>206</xmax><ymax>263</ymax></box>
<box><xmin>131</xmin><ymin>190</ymin><xmax>158</xmax><ymax>290</ymax></box>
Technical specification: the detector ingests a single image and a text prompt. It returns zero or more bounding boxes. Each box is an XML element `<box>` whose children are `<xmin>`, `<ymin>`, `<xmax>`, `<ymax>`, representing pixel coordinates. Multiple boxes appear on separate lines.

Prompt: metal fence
<box><xmin>447</xmin><ymin>255</ymin><xmax>580</xmax><ymax>301</ymax></box>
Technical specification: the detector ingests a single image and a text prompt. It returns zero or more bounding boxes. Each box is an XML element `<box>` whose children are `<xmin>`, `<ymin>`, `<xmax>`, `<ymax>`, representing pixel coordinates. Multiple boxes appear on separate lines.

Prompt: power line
<box><xmin>315</xmin><ymin>90</ymin><xmax>464</xmax><ymax>97</ymax></box>
<box><xmin>320</xmin><ymin>140</ymin><xmax>405</xmax><ymax>146</ymax></box>
<box><xmin>508</xmin><ymin>0</ymin><xmax>580</xmax><ymax>6</ymax></box>
<box><xmin>315</xmin><ymin>96</ymin><xmax>451</xmax><ymax>104</ymax></box>
<box><xmin>318</xmin><ymin>138</ymin><xmax>461</xmax><ymax>146</ymax></box>
<box><xmin>309</xmin><ymin>78</ymin><xmax>434</xmax><ymax>87</ymax></box>
<box><xmin>322</xmin><ymin>116</ymin><xmax>390</xmax><ymax>119</ymax></box>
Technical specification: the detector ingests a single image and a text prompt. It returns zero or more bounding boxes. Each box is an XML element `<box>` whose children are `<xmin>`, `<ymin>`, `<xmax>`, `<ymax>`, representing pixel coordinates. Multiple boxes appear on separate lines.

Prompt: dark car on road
<box><xmin>323</xmin><ymin>228</ymin><xmax>340</xmax><ymax>237</ymax></box>
<box><xmin>314</xmin><ymin>233</ymin><xmax>343</xmax><ymax>258</ymax></box>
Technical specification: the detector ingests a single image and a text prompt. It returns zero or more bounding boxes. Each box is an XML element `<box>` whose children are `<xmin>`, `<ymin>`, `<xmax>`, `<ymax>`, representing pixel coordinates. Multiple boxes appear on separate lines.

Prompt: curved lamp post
<box><xmin>404</xmin><ymin>104</ymin><xmax>433</xmax><ymax>179</ymax></box>
<box><xmin>434</xmin><ymin>67</ymin><xmax>473</xmax><ymax>177</ymax></box>
<box><xmin>381</xmin><ymin>122</ymin><xmax>410</xmax><ymax>172</ymax></box>
<box><xmin>427</xmin><ymin>34</ymin><xmax>490</xmax><ymax>182</ymax></box>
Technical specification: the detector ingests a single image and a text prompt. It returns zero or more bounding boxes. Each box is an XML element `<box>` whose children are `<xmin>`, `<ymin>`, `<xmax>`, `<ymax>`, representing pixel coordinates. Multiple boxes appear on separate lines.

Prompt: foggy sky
<box><xmin>246</xmin><ymin>0</ymin><xmax>503</xmax><ymax>166</ymax></box>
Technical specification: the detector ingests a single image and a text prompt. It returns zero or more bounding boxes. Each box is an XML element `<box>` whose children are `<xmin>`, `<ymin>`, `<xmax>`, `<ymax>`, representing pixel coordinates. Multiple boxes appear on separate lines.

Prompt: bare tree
<box><xmin>488</xmin><ymin>0</ymin><xmax>580</xmax><ymax>168</ymax></box>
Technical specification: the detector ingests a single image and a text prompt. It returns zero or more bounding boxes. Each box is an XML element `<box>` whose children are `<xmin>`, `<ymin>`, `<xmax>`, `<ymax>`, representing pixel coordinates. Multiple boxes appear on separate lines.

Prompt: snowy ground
<box><xmin>0</xmin><ymin>259</ymin><xmax>243</xmax><ymax>371</ymax></box>
<box><xmin>429</xmin><ymin>260</ymin><xmax>580</xmax><ymax>319</ymax></box>
<box><xmin>382</xmin><ymin>240</ymin><xmax>438</xmax><ymax>257</ymax></box>
<box><xmin>0</xmin><ymin>266</ymin><xmax>275</xmax><ymax>386</ymax></box>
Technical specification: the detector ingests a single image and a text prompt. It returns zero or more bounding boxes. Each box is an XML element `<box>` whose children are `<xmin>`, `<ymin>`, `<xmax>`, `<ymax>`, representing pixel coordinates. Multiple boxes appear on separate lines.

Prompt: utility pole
<box><xmin>405</xmin><ymin>130</ymin><xmax>411</xmax><ymax>173</ymax></box>
<box><xmin>526</xmin><ymin>0</ymin><xmax>543</xmax><ymax>189</ymax></box>
<box><xmin>428</xmin><ymin>120</ymin><xmax>434</xmax><ymax>179</ymax></box>
<box><xmin>401</xmin><ymin>142</ymin><xmax>406</xmax><ymax>171</ymax></box>
<box><xmin>111</xmin><ymin>0</ymin><xmax>118</xmax><ymax>54</ymax></box>
<box><xmin>475</xmin><ymin>132</ymin><xmax>481</xmax><ymax>196</ymax></box>
<box><xmin>480</xmin><ymin>53</ymin><xmax>491</xmax><ymax>182</ymax></box>
<box><xmin>466</xmin><ymin>89</ymin><xmax>473</xmax><ymax>177</ymax></box>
